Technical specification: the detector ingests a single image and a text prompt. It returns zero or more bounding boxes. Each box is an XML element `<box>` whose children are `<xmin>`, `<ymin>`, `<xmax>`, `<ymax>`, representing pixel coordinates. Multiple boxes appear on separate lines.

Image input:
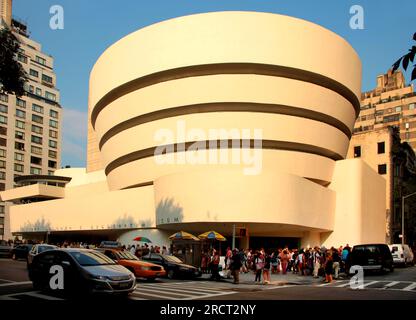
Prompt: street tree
<box><xmin>392</xmin><ymin>32</ymin><xmax>416</xmax><ymax>82</ymax></box>
<box><xmin>0</xmin><ymin>27</ymin><xmax>27</xmax><ymax>97</ymax></box>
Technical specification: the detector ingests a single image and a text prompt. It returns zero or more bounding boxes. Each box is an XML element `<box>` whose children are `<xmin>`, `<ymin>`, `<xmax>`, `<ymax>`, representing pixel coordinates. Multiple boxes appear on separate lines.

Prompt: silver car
<box><xmin>28</xmin><ymin>248</ymin><xmax>136</xmax><ymax>296</ymax></box>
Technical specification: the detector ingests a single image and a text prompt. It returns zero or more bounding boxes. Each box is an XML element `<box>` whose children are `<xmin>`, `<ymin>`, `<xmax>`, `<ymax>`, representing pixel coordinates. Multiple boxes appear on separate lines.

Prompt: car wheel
<box><xmin>167</xmin><ymin>270</ymin><xmax>175</xmax><ymax>279</ymax></box>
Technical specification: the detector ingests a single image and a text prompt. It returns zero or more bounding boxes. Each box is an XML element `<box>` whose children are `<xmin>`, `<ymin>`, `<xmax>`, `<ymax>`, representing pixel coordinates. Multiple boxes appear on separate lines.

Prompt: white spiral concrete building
<box><xmin>2</xmin><ymin>12</ymin><xmax>387</xmax><ymax>248</ymax></box>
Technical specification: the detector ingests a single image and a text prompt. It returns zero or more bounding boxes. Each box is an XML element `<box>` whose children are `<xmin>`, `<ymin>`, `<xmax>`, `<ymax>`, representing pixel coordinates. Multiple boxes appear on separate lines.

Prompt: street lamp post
<box><xmin>401</xmin><ymin>192</ymin><xmax>416</xmax><ymax>245</ymax></box>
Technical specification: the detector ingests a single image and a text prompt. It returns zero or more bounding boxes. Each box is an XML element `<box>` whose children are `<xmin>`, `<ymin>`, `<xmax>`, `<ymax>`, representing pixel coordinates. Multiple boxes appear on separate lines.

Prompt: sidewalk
<box><xmin>198</xmin><ymin>271</ymin><xmax>349</xmax><ymax>287</ymax></box>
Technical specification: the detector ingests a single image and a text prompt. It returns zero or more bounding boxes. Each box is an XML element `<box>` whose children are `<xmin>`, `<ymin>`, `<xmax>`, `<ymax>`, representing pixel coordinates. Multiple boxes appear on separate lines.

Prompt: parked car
<box><xmin>11</xmin><ymin>244</ymin><xmax>33</xmax><ymax>261</ymax></box>
<box><xmin>0</xmin><ymin>240</ymin><xmax>12</xmax><ymax>258</ymax></box>
<box><xmin>388</xmin><ymin>244</ymin><xmax>414</xmax><ymax>266</ymax></box>
<box><xmin>96</xmin><ymin>248</ymin><xmax>166</xmax><ymax>280</ymax></box>
<box><xmin>27</xmin><ymin>244</ymin><xmax>58</xmax><ymax>266</ymax></box>
<box><xmin>349</xmin><ymin>244</ymin><xmax>394</xmax><ymax>274</ymax></box>
<box><xmin>28</xmin><ymin>248</ymin><xmax>136</xmax><ymax>296</ymax></box>
<box><xmin>141</xmin><ymin>253</ymin><xmax>201</xmax><ymax>279</ymax></box>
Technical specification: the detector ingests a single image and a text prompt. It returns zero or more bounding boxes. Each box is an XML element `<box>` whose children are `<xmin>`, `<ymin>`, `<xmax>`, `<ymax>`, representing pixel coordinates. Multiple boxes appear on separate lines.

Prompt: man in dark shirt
<box><xmin>332</xmin><ymin>248</ymin><xmax>341</xmax><ymax>279</ymax></box>
<box><xmin>230</xmin><ymin>249</ymin><xmax>242</xmax><ymax>284</ymax></box>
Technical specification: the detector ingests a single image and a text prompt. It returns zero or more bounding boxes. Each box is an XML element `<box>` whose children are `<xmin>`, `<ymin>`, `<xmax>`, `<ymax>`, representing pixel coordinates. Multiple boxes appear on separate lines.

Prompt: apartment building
<box><xmin>0</xmin><ymin>4</ymin><xmax>62</xmax><ymax>239</ymax></box>
<box><xmin>355</xmin><ymin>70</ymin><xmax>416</xmax><ymax>150</ymax></box>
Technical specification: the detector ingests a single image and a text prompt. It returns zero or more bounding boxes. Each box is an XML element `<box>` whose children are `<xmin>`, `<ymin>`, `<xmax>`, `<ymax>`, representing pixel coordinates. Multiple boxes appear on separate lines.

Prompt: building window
<box><xmin>30</xmin><ymin>167</ymin><xmax>42</xmax><ymax>175</ymax></box>
<box><xmin>0</xmin><ymin>172</ymin><xmax>5</xmax><ymax>180</ymax></box>
<box><xmin>35</xmin><ymin>88</ymin><xmax>42</xmax><ymax>96</ymax></box>
<box><xmin>383</xmin><ymin>114</ymin><xmax>400</xmax><ymax>123</ymax></box>
<box><xmin>15</xmin><ymin>109</ymin><xmax>26</xmax><ymax>119</ymax></box>
<box><xmin>378</xmin><ymin>164</ymin><xmax>387</xmax><ymax>175</ymax></box>
<box><xmin>15</xmin><ymin>142</ymin><xmax>25</xmax><ymax>151</ymax></box>
<box><xmin>406</xmin><ymin>132</ymin><xmax>410</xmax><ymax>140</ymax></box>
<box><xmin>0</xmin><ymin>115</ymin><xmax>7</xmax><ymax>124</ymax></box>
<box><xmin>0</xmin><ymin>138</ymin><xmax>6</xmax><ymax>147</ymax></box>
<box><xmin>0</xmin><ymin>104</ymin><xmax>7</xmax><ymax>113</ymax></box>
<box><xmin>0</xmin><ymin>127</ymin><xmax>6</xmax><ymax>136</ymax></box>
<box><xmin>0</xmin><ymin>205</ymin><xmax>4</xmax><ymax>214</ymax></box>
<box><xmin>49</xmin><ymin>119</ymin><xmax>58</xmax><ymax>128</ymax></box>
<box><xmin>16</xmin><ymin>120</ymin><xmax>25</xmax><ymax>129</ymax></box>
<box><xmin>49</xmin><ymin>130</ymin><xmax>58</xmax><ymax>138</ymax></box>
<box><xmin>15</xmin><ymin>131</ymin><xmax>25</xmax><ymax>140</ymax></box>
<box><xmin>14</xmin><ymin>163</ymin><xmax>24</xmax><ymax>172</ymax></box>
<box><xmin>48</xmin><ymin>150</ymin><xmax>57</xmax><ymax>158</ymax></box>
<box><xmin>377</xmin><ymin>142</ymin><xmax>385</xmax><ymax>154</ymax></box>
<box><xmin>0</xmin><ymin>149</ymin><xmax>5</xmax><ymax>158</ymax></box>
<box><xmin>32</xmin><ymin>114</ymin><xmax>43</xmax><ymax>124</ymax></box>
<box><xmin>45</xmin><ymin>92</ymin><xmax>56</xmax><ymax>101</ymax></box>
<box><xmin>29</xmin><ymin>85</ymin><xmax>34</xmax><ymax>93</ymax></box>
<box><xmin>32</xmin><ymin>104</ymin><xmax>44</xmax><ymax>114</ymax></box>
<box><xmin>15</xmin><ymin>153</ymin><xmax>24</xmax><ymax>162</ymax></box>
<box><xmin>395</xmin><ymin>106</ymin><xmax>402</xmax><ymax>113</ymax></box>
<box><xmin>409</xmin><ymin>103</ymin><xmax>416</xmax><ymax>110</ymax></box>
<box><xmin>31</xmin><ymin>135</ymin><xmax>43</xmax><ymax>145</ymax></box>
<box><xmin>16</xmin><ymin>98</ymin><xmax>26</xmax><ymax>108</ymax></box>
<box><xmin>0</xmin><ymin>183</ymin><xmax>4</xmax><ymax>191</ymax></box>
<box><xmin>29</xmin><ymin>69</ymin><xmax>39</xmax><ymax>77</ymax></box>
<box><xmin>31</xmin><ymin>146</ymin><xmax>42</xmax><ymax>155</ymax></box>
<box><xmin>31</xmin><ymin>156</ymin><xmax>42</xmax><ymax>166</ymax></box>
<box><xmin>49</xmin><ymin>140</ymin><xmax>57</xmax><ymax>149</ymax></box>
<box><xmin>17</xmin><ymin>54</ymin><xmax>27</xmax><ymax>63</ymax></box>
<box><xmin>48</xmin><ymin>170</ymin><xmax>54</xmax><ymax>176</ymax></box>
<box><xmin>42</xmin><ymin>74</ymin><xmax>53</xmax><ymax>84</ymax></box>
<box><xmin>0</xmin><ymin>160</ymin><xmax>5</xmax><ymax>169</ymax></box>
<box><xmin>32</xmin><ymin>125</ymin><xmax>43</xmax><ymax>134</ymax></box>
<box><xmin>354</xmin><ymin>146</ymin><xmax>361</xmax><ymax>158</ymax></box>
<box><xmin>35</xmin><ymin>56</ymin><xmax>47</xmax><ymax>66</ymax></box>
<box><xmin>50</xmin><ymin>110</ymin><xmax>58</xmax><ymax>119</ymax></box>
<box><xmin>0</xmin><ymin>94</ymin><xmax>8</xmax><ymax>103</ymax></box>
<box><xmin>48</xmin><ymin>160</ymin><xmax>57</xmax><ymax>168</ymax></box>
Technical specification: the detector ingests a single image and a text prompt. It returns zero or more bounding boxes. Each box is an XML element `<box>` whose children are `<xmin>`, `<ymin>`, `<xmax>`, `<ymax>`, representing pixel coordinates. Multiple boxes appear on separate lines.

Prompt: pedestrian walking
<box><xmin>210</xmin><ymin>250</ymin><xmax>221</xmax><ymax>281</ymax></box>
<box><xmin>332</xmin><ymin>248</ymin><xmax>341</xmax><ymax>279</ymax></box>
<box><xmin>312</xmin><ymin>247</ymin><xmax>321</xmax><ymax>278</ymax></box>
<box><xmin>254</xmin><ymin>250</ymin><xmax>264</xmax><ymax>283</ymax></box>
<box><xmin>324</xmin><ymin>252</ymin><xmax>334</xmax><ymax>283</ymax></box>
<box><xmin>263</xmin><ymin>251</ymin><xmax>271</xmax><ymax>284</ymax></box>
<box><xmin>231</xmin><ymin>249</ymin><xmax>242</xmax><ymax>284</ymax></box>
<box><xmin>279</xmin><ymin>248</ymin><xmax>290</xmax><ymax>274</ymax></box>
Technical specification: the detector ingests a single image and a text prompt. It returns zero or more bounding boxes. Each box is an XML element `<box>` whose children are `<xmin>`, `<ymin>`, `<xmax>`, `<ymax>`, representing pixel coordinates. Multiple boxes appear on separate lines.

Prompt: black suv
<box><xmin>349</xmin><ymin>244</ymin><xmax>394</xmax><ymax>274</ymax></box>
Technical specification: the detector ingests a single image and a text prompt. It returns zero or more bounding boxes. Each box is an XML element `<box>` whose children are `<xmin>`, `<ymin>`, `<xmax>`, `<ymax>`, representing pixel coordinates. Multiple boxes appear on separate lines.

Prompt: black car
<box><xmin>349</xmin><ymin>244</ymin><xmax>394</xmax><ymax>274</ymax></box>
<box><xmin>11</xmin><ymin>244</ymin><xmax>33</xmax><ymax>260</ymax></box>
<box><xmin>0</xmin><ymin>240</ymin><xmax>12</xmax><ymax>258</ymax></box>
<box><xmin>28</xmin><ymin>249</ymin><xmax>136</xmax><ymax>297</ymax></box>
<box><xmin>141</xmin><ymin>253</ymin><xmax>201</xmax><ymax>279</ymax></box>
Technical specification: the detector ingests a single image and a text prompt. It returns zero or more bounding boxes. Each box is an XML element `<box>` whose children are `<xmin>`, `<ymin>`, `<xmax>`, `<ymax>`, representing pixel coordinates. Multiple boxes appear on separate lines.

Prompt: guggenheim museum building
<box><xmin>1</xmin><ymin>11</ymin><xmax>386</xmax><ymax>249</ymax></box>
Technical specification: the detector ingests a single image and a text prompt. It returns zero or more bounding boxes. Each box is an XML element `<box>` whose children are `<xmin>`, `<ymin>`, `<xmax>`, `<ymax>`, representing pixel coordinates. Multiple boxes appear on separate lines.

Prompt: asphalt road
<box><xmin>1</xmin><ymin>258</ymin><xmax>416</xmax><ymax>300</ymax></box>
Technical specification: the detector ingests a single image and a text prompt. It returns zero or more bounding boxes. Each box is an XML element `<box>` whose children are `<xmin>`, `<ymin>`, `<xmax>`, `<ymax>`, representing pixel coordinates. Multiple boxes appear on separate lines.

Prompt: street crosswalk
<box><xmin>129</xmin><ymin>281</ymin><xmax>236</xmax><ymax>300</ymax></box>
<box><xmin>0</xmin><ymin>281</ymin><xmax>237</xmax><ymax>301</ymax></box>
<box><xmin>314</xmin><ymin>279</ymin><xmax>416</xmax><ymax>292</ymax></box>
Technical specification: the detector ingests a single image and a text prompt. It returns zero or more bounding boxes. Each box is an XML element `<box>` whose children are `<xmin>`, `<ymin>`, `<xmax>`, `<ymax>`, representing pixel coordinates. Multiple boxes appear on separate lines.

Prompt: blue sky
<box><xmin>12</xmin><ymin>0</ymin><xmax>416</xmax><ymax>167</ymax></box>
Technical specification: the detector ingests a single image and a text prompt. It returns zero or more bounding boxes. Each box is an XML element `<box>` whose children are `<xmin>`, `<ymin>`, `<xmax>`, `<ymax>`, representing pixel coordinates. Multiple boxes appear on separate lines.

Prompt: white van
<box><xmin>388</xmin><ymin>244</ymin><xmax>414</xmax><ymax>266</ymax></box>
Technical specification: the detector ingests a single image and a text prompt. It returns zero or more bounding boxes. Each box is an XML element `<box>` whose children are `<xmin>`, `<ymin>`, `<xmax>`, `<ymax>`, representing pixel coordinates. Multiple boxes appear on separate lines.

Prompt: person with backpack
<box><xmin>230</xmin><ymin>249</ymin><xmax>242</xmax><ymax>284</ymax></box>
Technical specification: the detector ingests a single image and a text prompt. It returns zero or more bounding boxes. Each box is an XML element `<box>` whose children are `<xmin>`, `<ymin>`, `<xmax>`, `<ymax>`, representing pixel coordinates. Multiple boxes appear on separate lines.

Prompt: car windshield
<box><xmin>116</xmin><ymin>251</ymin><xmax>139</xmax><ymax>260</ymax></box>
<box><xmin>163</xmin><ymin>255</ymin><xmax>183</xmax><ymax>263</ymax></box>
<box><xmin>69</xmin><ymin>251</ymin><xmax>116</xmax><ymax>266</ymax></box>
<box><xmin>38</xmin><ymin>245</ymin><xmax>56</xmax><ymax>253</ymax></box>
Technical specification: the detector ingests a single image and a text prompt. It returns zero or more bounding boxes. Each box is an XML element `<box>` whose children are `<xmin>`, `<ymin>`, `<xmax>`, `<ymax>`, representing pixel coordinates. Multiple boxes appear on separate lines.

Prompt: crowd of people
<box><xmin>201</xmin><ymin>245</ymin><xmax>353</xmax><ymax>285</ymax></box>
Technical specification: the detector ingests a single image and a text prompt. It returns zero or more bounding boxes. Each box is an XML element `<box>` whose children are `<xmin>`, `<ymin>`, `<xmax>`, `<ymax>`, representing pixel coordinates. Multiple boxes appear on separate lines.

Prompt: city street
<box><xmin>1</xmin><ymin>258</ymin><xmax>415</xmax><ymax>300</ymax></box>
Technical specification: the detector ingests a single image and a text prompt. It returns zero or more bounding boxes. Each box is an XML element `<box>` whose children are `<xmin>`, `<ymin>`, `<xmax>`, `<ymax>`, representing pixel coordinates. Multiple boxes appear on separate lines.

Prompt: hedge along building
<box><xmin>1</xmin><ymin>11</ymin><xmax>387</xmax><ymax>249</ymax></box>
